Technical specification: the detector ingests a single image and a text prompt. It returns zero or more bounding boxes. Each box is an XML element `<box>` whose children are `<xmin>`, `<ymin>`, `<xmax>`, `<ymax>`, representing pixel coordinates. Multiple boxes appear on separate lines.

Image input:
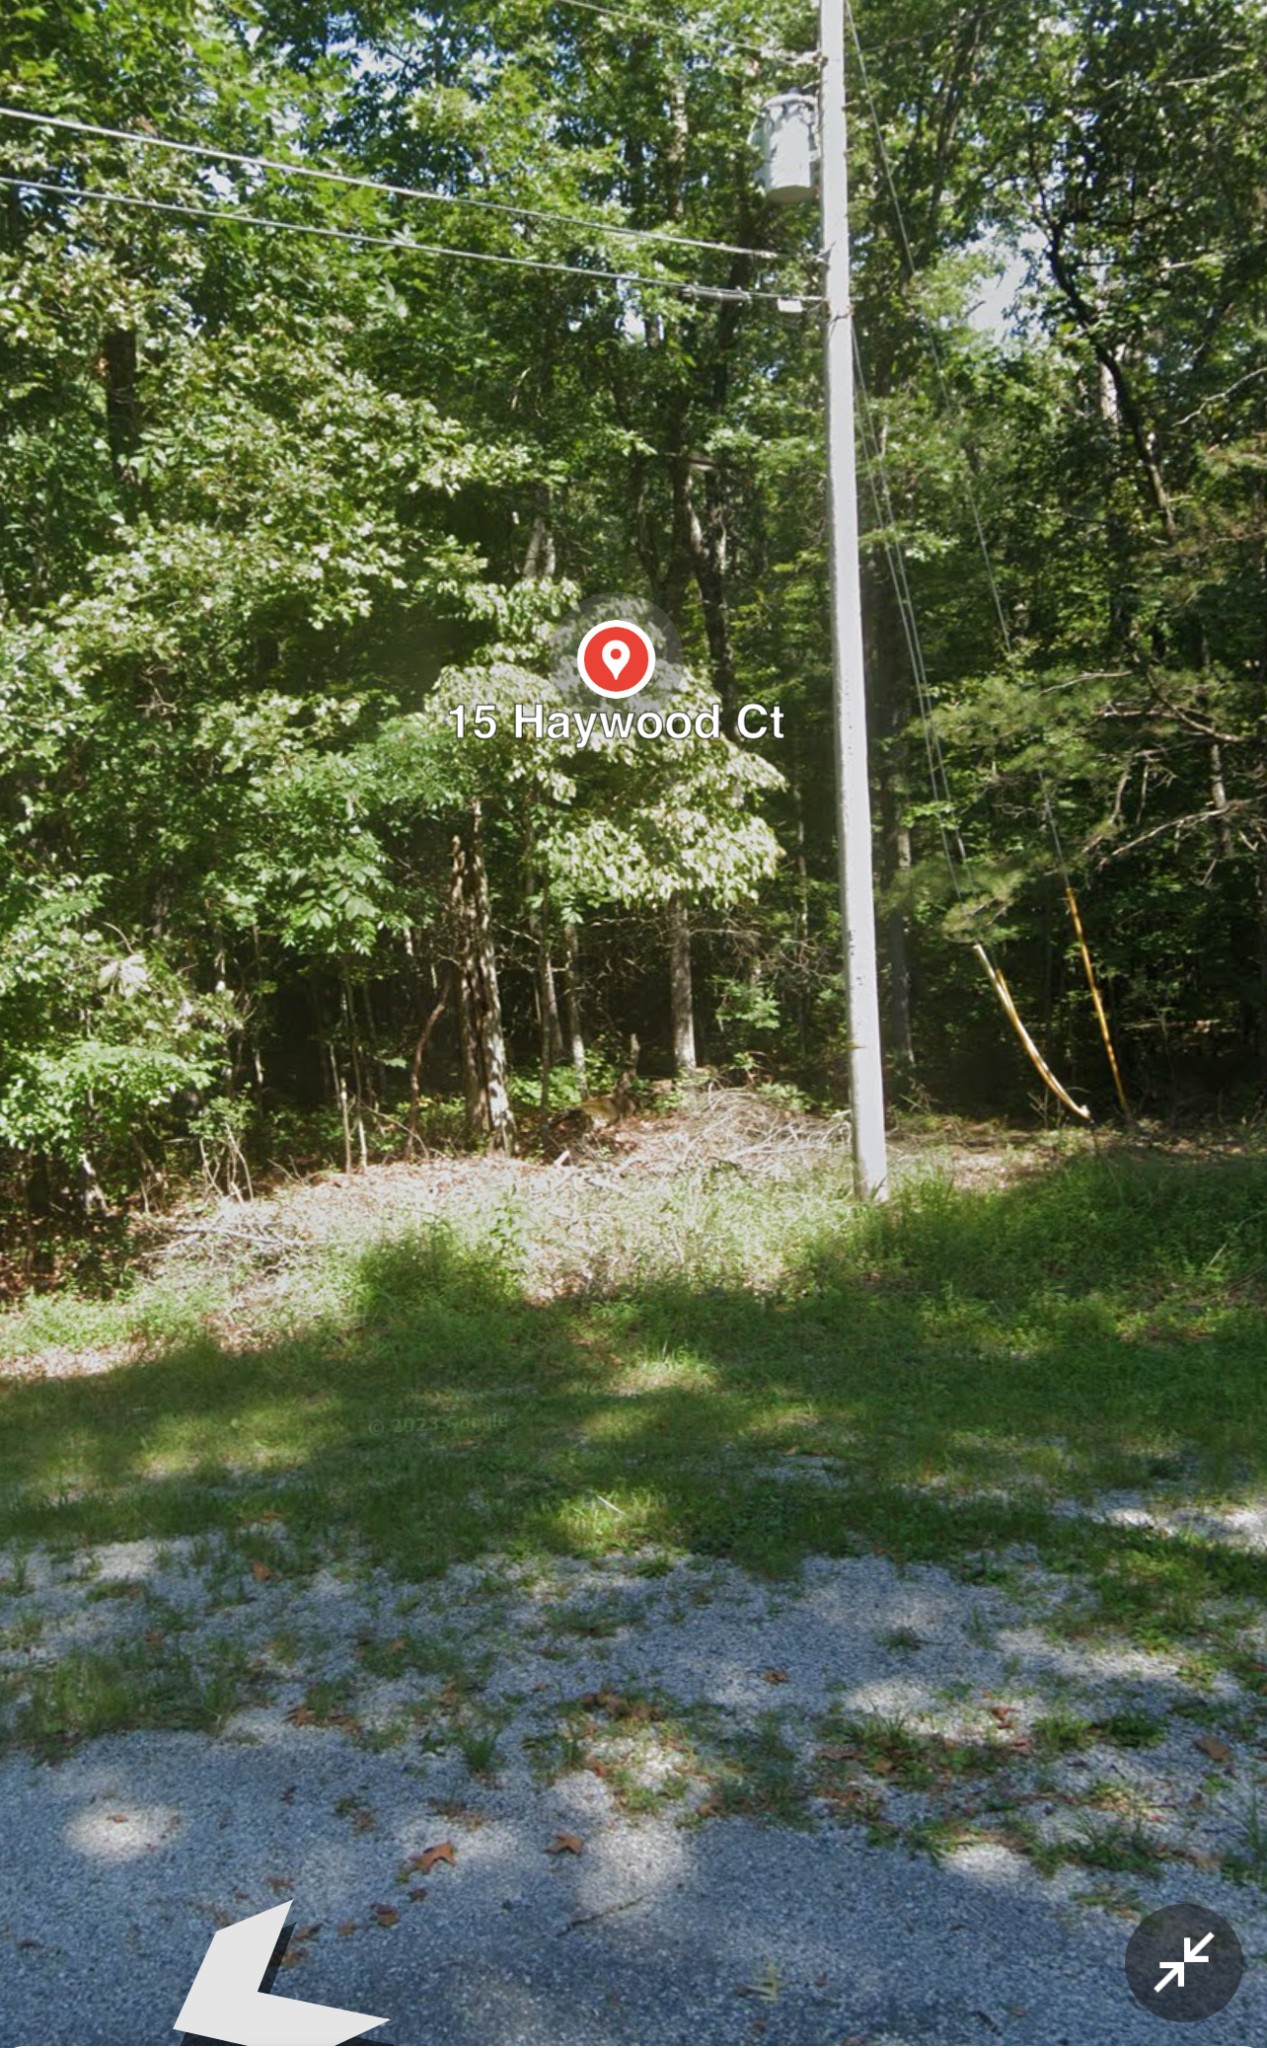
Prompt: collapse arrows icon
<box><xmin>175</xmin><ymin>1901</ymin><xmax>386</xmax><ymax>2046</ymax></box>
<box><xmin>1155</xmin><ymin>1928</ymin><xmax>1214</xmax><ymax>1996</ymax></box>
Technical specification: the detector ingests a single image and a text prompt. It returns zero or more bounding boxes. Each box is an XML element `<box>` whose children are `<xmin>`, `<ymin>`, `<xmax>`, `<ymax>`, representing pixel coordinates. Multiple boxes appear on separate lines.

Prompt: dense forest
<box><xmin>2</xmin><ymin>0</ymin><xmax>1266</xmax><ymax>1246</ymax></box>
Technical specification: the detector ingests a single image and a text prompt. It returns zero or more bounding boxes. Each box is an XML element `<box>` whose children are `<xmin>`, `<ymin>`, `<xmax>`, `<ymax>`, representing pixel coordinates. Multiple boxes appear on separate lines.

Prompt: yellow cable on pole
<box><xmin>1064</xmin><ymin>885</ymin><xmax>1130</xmax><ymax>1118</ymax></box>
<box><xmin>973</xmin><ymin>943</ymin><xmax>1092</xmax><ymax>1122</ymax></box>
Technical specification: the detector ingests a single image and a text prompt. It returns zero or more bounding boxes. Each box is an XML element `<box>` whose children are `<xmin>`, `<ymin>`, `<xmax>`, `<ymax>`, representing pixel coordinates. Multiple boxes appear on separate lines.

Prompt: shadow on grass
<box><xmin>1</xmin><ymin>1150</ymin><xmax>1265</xmax><ymax>1657</ymax></box>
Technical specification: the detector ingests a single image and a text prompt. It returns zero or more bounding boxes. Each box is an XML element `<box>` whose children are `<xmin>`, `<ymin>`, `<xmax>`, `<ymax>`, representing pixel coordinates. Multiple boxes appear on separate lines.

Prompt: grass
<box><xmin>5</xmin><ymin>1638</ymin><xmax>258</xmax><ymax>1758</ymax></box>
<box><xmin>2</xmin><ymin>1144</ymin><xmax>1267</xmax><ymax>1677</ymax></box>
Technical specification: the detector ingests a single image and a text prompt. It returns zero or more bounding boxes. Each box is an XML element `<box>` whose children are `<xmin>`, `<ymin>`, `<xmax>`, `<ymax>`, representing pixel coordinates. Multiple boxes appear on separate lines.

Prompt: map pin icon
<box><xmin>602</xmin><ymin>640</ymin><xmax>631</xmax><ymax>683</ymax></box>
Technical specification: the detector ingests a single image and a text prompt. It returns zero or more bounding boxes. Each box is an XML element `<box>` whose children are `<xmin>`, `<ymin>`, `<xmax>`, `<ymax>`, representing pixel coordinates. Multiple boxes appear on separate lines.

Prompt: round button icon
<box><xmin>1125</xmin><ymin>1902</ymin><xmax>1243</xmax><ymax>2022</ymax></box>
<box><xmin>576</xmin><ymin>619</ymin><xmax>656</xmax><ymax>698</ymax></box>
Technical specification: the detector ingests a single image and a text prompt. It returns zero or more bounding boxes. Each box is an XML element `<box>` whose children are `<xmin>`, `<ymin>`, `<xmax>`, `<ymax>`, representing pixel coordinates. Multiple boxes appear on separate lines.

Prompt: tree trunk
<box><xmin>792</xmin><ymin>771</ymin><xmax>811</xmax><ymax>1059</ymax></box>
<box><xmin>407</xmin><ymin>987</ymin><xmax>448</xmax><ymax>1160</ymax></box>
<box><xmin>883</xmin><ymin>819</ymin><xmax>915</xmax><ymax>1081</ymax></box>
<box><xmin>682</xmin><ymin>458</ymin><xmax>738</xmax><ymax>728</ymax></box>
<box><xmin>536</xmin><ymin>921</ymin><xmax>562</xmax><ymax>1113</ymax></box>
<box><xmin>449</xmin><ymin>804</ymin><xmax>517</xmax><ymax>1153</ymax></box>
<box><xmin>101</xmin><ymin>327</ymin><xmax>140</xmax><ymax>481</ymax></box>
<box><xmin>562</xmin><ymin>922</ymin><xmax>587</xmax><ymax>1084</ymax></box>
<box><xmin>669</xmin><ymin>893</ymin><xmax>698</xmax><ymax>1075</ymax></box>
<box><xmin>867</xmin><ymin>520</ymin><xmax>916</xmax><ymax>1083</ymax></box>
<box><xmin>521</xmin><ymin>482</ymin><xmax>556</xmax><ymax>580</ymax></box>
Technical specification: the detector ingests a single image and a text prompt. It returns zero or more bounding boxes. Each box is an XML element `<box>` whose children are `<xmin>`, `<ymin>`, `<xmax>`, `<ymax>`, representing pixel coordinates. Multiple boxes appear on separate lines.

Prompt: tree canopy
<box><xmin>3</xmin><ymin>0</ymin><xmax>1266</xmax><ymax>1243</ymax></box>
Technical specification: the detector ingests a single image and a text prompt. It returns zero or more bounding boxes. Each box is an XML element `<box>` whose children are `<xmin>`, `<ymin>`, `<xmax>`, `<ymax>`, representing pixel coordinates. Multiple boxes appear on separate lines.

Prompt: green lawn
<box><xmin>2</xmin><ymin>1145</ymin><xmax>1266</xmax><ymax>1679</ymax></box>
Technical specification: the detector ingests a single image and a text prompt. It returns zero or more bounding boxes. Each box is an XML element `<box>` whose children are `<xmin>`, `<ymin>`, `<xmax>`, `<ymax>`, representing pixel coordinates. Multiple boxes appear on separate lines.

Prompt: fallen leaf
<box><xmin>408</xmin><ymin>1886</ymin><xmax>429</xmax><ymax>1903</ymax></box>
<box><xmin>546</xmin><ymin>1831</ymin><xmax>584</xmax><ymax>1855</ymax></box>
<box><xmin>106</xmin><ymin>1813</ymin><xmax>129</xmax><ymax>1824</ymax></box>
<box><xmin>1195</xmin><ymin>1734</ymin><xmax>1233</xmax><ymax>1764</ymax></box>
<box><xmin>143</xmin><ymin>1628</ymin><xmax>165</xmax><ymax>1647</ymax></box>
<box><xmin>1188</xmin><ymin>1849</ymin><xmax>1223</xmax><ymax>1871</ymax></box>
<box><xmin>819</xmin><ymin>1744</ymin><xmax>857</xmax><ymax>1762</ymax></box>
<box><xmin>285</xmin><ymin>1704</ymin><xmax>315</xmax><ymax>1727</ymax></box>
<box><xmin>410</xmin><ymin>1841</ymin><xmax>456</xmax><ymax>1875</ymax></box>
<box><xmin>385</xmin><ymin>1637</ymin><xmax>406</xmax><ymax>1654</ymax></box>
<box><xmin>988</xmin><ymin>1705</ymin><xmax>1018</xmax><ymax>1726</ymax></box>
<box><xmin>250</xmin><ymin>1560</ymin><xmax>275</xmax><ymax>1582</ymax></box>
<box><xmin>871</xmin><ymin>1757</ymin><xmax>894</xmax><ymax>1776</ymax></box>
<box><xmin>761</xmin><ymin>1668</ymin><xmax>789</xmax><ymax>1685</ymax></box>
<box><xmin>337</xmin><ymin>1921</ymin><xmax>359</xmax><ymax>1938</ymax></box>
<box><xmin>294</xmin><ymin>1924</ymin><xmax>320</xmax><ymax>1942</ymax></box>
<box><xmin>267</xmin><ymin>1876</ymin><xmax>295</xmax><ymax>1894</ymax></box>
<box><xmin>371</xmin><ymin>1905</ymin><xmax>399</xmax><ymax>1928</ymax></box>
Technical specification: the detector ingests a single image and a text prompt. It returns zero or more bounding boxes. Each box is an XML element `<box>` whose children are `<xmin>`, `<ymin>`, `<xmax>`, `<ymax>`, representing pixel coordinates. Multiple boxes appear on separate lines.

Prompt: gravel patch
<box><xmin>1</xmin><ymin>1524</ymin><xmax>1265</xmax><ymax>2044</ymax></box>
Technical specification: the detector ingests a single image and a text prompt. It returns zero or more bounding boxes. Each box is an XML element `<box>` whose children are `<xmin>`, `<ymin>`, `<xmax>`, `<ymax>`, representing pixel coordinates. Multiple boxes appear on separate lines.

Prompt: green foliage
<box><xmin>4</xmin><ymin>0</ymin><xmax>1267</xmax><ymax>1234</ymax></box>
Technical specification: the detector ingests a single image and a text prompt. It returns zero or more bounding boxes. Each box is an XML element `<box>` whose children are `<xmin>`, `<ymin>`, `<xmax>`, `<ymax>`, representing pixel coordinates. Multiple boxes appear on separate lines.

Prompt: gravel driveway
<box><xmin>2</xmin><ymin>1529</ymin><xmax>1264</xmax><ymax>2046</ymax></box>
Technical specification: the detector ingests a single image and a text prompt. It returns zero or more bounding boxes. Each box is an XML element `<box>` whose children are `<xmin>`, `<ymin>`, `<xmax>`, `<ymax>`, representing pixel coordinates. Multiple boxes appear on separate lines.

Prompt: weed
<box><xmin>1032</xmin><ymin>1710</ymin><xmax>1092</xmax><ymax>1756</ymax></box>
<box><xmin>818</xmin><ymin>1710</ymin><xmax>1011</xmax><ymax>1792</ymax></box>
<box><xmin>1092</xmin><ymin>1708</ymin><xmax>1164</xmax><ymax>1750</ymax></box>
<box><xmin>708</xmin><ymin>1711</ymin><xmax>811</xmax><ymax>1825</ymax></box>
<box><xmin>1068</xmin><ymin>1814</ymin><xmax>1167</xmax><ymax>1876</ymax></box>
<box><xmin>879</xmin><ymin>1626</ymin><xmax>925</xmax><ymax>1652</ymax></box>
<box><xmin>457</xmin><ymin>1724</ymin><xmax>500</xmax><ymax>1776</ymax></box>
<box><xmin>2</xmin><ymin>1639</ymin><xmax>255</xmax><ymax>1757</ymax></box>
<box><xmin>1221</xmin><ymin>1779</ymin><xmax>1267</xmax><ymax>1887</ymax></box>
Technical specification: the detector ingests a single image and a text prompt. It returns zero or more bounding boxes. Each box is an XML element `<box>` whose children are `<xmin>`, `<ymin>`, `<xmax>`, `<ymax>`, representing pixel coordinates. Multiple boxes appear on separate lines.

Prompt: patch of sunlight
<box><xmin>67</xmin><ymin>1801</ymin><xmax>183</xmax><ymax>1862</ymax></box>
<box><xmin>612</xmin><ymin>1352</ymin><xmax>719</xmax><ymax>1396</ymax></box>
<box><xmin>79</xmin><ymin>1539</ymin><xmax>164</xmax><ymax>1581</ymax></box>
<box><xmin>137</xmin><ymin>1407</ymin><xmax>319</xmax><ymax>1479</ymax></box>
<box><xmin>740</xmin><ymin>1400</ymin><xmax>826</xmax><ymax>1440</ymax></box>
<box><xmin>550</xmin><ymin>1487</ymin><xmax>668</xmax><ymax>1550</ymax></box>
<box><xmin>944</xmin><ymin>1840</ymin><xmax>1031</xmax><ymax>1882</ymax></box>
<box><xmin>578</xmin><ymin>1408</ymin><xmax>654</xmax><ymax>1443</ymax></box>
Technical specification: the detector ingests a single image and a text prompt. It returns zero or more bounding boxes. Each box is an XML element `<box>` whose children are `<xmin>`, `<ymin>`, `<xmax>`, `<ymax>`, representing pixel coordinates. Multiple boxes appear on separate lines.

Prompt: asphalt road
<box><xmin>2</xmin><ymin>1541</ymin><xmax>1263</xmax><ymax>2048</ymax></box>
<box><xmin>2</xmin><ymin>1719</ymin><xmax>1262</xmax><ymax>2047</ymax></box>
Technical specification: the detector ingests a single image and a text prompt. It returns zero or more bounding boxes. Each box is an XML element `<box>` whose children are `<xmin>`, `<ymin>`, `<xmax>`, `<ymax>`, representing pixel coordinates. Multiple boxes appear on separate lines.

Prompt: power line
<box><xmin>844</xmin><ymin>3</ymin><xmax>1079</xmax><ymax>890</ymax></box>
<box><xmin>847</xmin><ymin>3</ymin><xmax>1110</xmax><ymax>1116</ymax></box>
<box><xmin>0</xmin><ymin>104</ymin><xmax>783</xmax><ymax>263</ymax></box>
<box><xmin>852</xmin><ymin>329</ymin><xmax>974</xmax><ymax>908</ymax></box>
<box><xmin>0</xmin><ymin>172</ymin><xmax>812</xmax><ymax>303</ymax></box>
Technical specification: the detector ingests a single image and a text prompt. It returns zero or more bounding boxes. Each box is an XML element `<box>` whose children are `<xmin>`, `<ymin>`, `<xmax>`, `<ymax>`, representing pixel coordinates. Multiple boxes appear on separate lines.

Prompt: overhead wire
<box><xmin>855</xmin><ymin>348</ymin><xmax>1091</xmax><ymax>1120</ymax></box>
<box><xmin>0</xmin><ymin>103</ymin><xmax>783</xmax><ymax>261</ymax></box>
<box><xmin>851</xmin><ymin>327</ymin><xmax>970</xmax><ymax>905</ymax></box>
<box><xmin>845</xmin><ymin>3</ymin><xmax>1088</xmax><ymax>897</ymax></box>
<box><xmin>845</xmin><ymin>4</ymin><xmax>1098</xmax><ymax>1118</ymax></box>
<box><xmin>0</xmin><ymin>172</ymin><xmax>811</xmax><ymax>303</ymax></box>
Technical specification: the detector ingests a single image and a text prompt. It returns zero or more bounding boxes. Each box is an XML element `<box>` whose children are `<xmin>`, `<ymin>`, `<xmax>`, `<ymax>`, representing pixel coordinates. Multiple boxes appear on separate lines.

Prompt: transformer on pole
<box><xmin>749</xmin><ymin>93</ymin><xmax>818</xmax><ymax>204</ymax></box>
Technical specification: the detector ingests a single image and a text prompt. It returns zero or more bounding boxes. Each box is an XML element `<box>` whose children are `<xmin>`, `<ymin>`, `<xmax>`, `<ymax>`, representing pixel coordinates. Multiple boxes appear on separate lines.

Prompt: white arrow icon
<box><xmin>176</xmin><ymin>1900</ymin><xmax>387</xmax><ymax>2046</ymax></box>
<box><xmin>1155</xmin><ymin>1929</ymin><xmax>1214</xmax><ymax>1995</ymax></box>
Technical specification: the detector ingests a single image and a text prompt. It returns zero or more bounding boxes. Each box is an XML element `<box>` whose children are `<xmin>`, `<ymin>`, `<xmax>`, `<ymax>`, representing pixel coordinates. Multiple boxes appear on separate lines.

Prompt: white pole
<box><xmin>819</xmin><ymin>0</ymin><xmax>888</xmax><ymax>1200</ymax></box>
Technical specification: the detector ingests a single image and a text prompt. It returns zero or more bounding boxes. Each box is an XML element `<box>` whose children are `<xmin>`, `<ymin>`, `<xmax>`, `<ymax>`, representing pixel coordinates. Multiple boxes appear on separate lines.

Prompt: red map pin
<box><xmin>577</xmin><ymin>619</ymin><xmax>656</xmax><ymax>697</ymax></box>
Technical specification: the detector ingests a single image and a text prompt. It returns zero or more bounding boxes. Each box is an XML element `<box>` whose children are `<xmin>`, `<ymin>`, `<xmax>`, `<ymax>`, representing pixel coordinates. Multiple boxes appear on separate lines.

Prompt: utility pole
<box><xmin>819</xmin><ymin>0</ymin><xmax>888</xmax><ymax>1199</ymax></box>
